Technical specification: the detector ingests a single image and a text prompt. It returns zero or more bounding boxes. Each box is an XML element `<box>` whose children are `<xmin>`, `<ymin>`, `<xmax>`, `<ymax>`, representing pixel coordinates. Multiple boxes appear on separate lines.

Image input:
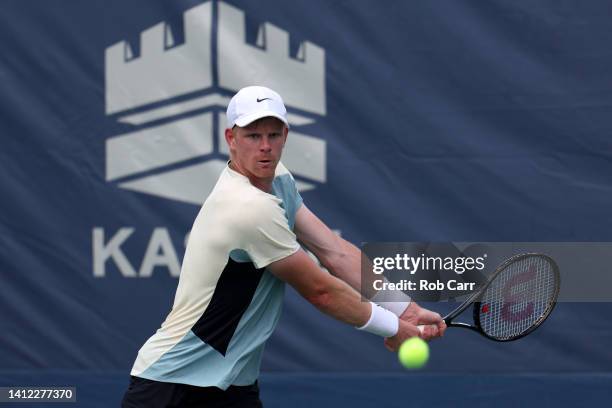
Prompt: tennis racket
<box><xmin>420</xmin><ymin>253</ymin><xmax>560</xmax><ymax>341</ymax></box>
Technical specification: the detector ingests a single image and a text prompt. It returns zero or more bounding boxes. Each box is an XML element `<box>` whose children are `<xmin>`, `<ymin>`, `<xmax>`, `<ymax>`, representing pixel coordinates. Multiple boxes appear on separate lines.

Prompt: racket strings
<box><xmin>479</xmin><ymin>256</ymin><xmax>557</xmax><ymax>340</ymax></box>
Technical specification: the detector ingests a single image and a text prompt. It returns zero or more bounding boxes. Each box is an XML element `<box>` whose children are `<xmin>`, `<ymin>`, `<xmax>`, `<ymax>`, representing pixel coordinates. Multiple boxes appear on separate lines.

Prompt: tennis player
<box><xmin>121</xmin><ymin>86</ymin><xmax>445</xmax><ymax>407</ymax></box>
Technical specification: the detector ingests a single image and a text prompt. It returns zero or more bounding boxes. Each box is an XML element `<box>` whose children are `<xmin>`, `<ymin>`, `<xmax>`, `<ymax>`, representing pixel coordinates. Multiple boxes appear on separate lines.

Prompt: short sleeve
<box><xmin>239</xmin><ymin>196</ymin><xmax>300</xmax><ymax>269</ymax></box>
<box><xmin>294</xmin><ymin>186</ymin><xmax>304</xmax><ymax>212</ymax></box>
<box><xmin>271</xmin><ymin>164</ymin><xmax>303</xmax><ymax>229</ymax></box>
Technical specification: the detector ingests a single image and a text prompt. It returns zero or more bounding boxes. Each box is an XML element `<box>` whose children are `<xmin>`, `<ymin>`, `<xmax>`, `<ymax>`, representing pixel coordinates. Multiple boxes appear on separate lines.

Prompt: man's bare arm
<box><xmin>293</xmin><ymin>205</ymin><xmax>372</xmax><ymax>295</ymax></box>
<box><xmin>268</xmin><ymin>248</ymin><xmax>419</xmax><ymax>343</ymax></box>
<box><xmin>268</xmin><ymin>248</ymin><xmax>370</xmax><ymax>325</ymax></box>
<box><xmin>294</xmin><ymin>205</ymin><xmax>446</xmax><ymax>339</ymax></box>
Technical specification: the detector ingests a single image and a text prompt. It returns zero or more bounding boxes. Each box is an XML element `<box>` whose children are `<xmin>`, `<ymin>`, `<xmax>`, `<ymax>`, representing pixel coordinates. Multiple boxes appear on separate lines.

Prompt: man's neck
<box><xmin>229</xmin><ymin>161</ymin><xmax>273</xmax><ymax>193</ymax></box>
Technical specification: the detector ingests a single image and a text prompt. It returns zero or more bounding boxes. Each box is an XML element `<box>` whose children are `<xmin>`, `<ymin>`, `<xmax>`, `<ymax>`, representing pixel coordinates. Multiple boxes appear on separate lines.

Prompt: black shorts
<box><xmin>121</xmin><ymin>376</ymin><xmax>263</xmax><ymax>408</ymax></box>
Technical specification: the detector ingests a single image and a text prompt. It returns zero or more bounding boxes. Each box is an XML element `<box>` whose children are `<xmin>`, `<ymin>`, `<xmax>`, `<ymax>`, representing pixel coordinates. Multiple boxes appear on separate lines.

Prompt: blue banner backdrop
<box><xmin>1</xmin><ymin>0</ymin><xmax>612</xmax><ymax>377</ymax></box>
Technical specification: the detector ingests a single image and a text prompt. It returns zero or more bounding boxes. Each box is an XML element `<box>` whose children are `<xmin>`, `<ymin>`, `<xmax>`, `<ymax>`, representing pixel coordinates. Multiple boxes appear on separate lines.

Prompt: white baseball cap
<box><xmin>226</xmin><ymin>86</ymin><xmax>289</xmax><ymax>128</ymax></box>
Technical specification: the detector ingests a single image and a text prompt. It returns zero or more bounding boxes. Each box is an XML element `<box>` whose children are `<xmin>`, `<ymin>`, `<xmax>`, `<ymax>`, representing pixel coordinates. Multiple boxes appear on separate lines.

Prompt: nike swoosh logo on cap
<box><xmin>256</xmin><ymin>98</ymin><xmax>271</xmax><ymax>102</ymax></box>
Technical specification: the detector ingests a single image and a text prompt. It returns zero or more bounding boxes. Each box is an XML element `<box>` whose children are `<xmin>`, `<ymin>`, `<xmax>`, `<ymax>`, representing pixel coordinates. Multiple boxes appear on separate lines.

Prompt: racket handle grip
<box><xmin>416</xmin><ymin>324</ymin><xmax>441</xmax><ymax>335</ymax></box>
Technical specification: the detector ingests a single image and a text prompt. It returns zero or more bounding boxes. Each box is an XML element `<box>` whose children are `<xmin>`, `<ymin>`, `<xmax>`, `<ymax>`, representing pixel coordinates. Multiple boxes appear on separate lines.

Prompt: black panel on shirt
<box><xmin>191</xmin><ymin>257</ymin><xmax>264</xmax><ymax>356</ymax></box>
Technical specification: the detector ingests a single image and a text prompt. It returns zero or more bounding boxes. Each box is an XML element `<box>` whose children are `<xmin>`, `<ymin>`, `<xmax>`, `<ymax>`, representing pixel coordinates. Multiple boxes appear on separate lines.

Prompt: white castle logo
<box><xmin>104</xmin><ymin>0</ymin><xmax>327</xmax><ymax>205</ymax></box>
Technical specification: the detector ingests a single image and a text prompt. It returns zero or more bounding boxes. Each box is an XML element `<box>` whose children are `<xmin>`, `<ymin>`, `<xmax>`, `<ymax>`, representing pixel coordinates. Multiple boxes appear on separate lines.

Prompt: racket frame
<box><xmin>443</xmin><ymin>253</ymin><xmax>560</xmax><ymax>341</ymax></box>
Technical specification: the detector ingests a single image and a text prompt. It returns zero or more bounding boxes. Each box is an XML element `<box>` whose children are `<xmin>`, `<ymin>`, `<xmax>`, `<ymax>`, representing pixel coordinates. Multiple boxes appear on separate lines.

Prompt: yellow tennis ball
<box><xmin>398</xmin><ymin>337</ymin><xmax>429</xmax><ymax>369</ymax></box>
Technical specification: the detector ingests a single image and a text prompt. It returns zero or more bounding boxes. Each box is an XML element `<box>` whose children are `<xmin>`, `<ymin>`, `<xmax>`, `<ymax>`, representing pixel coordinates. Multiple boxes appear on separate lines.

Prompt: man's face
<box><xmin>225</xmin><ymin>117</ymin><xmax>288</xmax><ymax>183</ymax></box>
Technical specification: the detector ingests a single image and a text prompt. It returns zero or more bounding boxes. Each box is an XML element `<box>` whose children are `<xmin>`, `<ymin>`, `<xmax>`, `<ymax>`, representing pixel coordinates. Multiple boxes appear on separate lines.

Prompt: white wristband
<box><xmin>375</xmin><ymin>300</ymin><xmax>411</xmax><ymax>317</ymax></box>
<box><xmin>371</xmin><ymin>278</ymin><xmax>412</xmax><ymax>316</ymax></box>
<box><xmin>356</xmin><ymin>302</ymin><xmax>399</xmax><ymax>337</ymax></box>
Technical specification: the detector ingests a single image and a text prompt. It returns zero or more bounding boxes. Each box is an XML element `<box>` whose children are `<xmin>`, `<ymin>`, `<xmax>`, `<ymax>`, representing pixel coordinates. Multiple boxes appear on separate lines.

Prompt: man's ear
<box><xmin>224</xmin><ymin>128</ymin><xmax>234</xmax><ymax>148</ymax></box>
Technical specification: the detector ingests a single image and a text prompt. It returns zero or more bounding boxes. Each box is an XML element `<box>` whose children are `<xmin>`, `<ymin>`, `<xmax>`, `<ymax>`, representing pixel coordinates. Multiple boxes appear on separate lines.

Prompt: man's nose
<box><xmin>259</xmin><ymin>136</ymin><xmax>272</xmax><ymax>151</ymax></box>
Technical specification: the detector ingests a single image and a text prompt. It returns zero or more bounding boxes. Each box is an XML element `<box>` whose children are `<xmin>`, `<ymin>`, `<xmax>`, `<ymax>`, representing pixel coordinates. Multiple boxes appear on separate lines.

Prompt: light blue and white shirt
<box><xmin>130</xmin><ymin>162</ymin><xmax>302</xmax><ymax>390</ymax></box>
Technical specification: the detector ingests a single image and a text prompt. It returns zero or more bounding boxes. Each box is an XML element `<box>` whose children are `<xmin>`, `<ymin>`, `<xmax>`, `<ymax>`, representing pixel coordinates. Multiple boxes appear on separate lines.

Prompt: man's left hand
<box><xmin>399</xmin><ymin>301</ymin><xmax>447</xmax><ymax>341</ymax></box>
